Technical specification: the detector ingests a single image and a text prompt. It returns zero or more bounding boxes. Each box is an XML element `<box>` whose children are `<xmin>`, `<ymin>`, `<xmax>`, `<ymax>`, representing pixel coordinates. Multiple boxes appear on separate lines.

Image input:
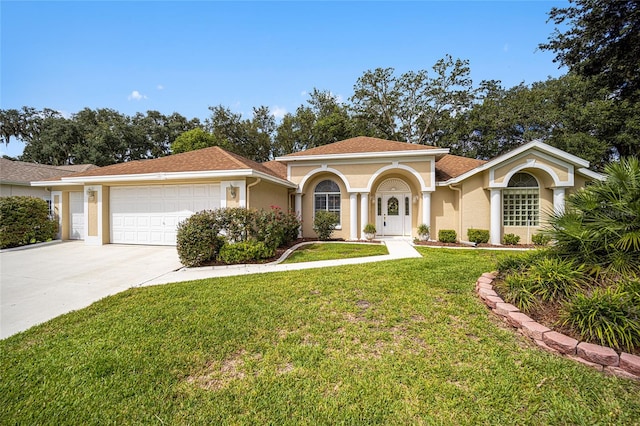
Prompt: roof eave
<box><xmin>33</xmin><ymin>169</ymin><xmax>297</xmax><ymax>188</ymax></box>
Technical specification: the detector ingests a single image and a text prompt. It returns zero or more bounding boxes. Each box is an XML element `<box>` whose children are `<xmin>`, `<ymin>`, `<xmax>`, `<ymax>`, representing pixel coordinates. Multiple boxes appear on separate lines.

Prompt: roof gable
<box><xmin>435</xmin><ymin>155</ymin><xmax>487</xmax><ymax>181</ymax></box>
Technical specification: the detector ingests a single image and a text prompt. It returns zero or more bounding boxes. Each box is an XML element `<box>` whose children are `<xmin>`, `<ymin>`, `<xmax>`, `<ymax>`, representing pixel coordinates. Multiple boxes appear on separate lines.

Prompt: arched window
<box><xmin>314</xmin><ymin>179</ymin><xmax>341</xmax><ymax>224</ymax></box>
<box><xmin>503</xmin><ymin>172</ymin><xmax>539</xmax><ymax>226</ymax></box>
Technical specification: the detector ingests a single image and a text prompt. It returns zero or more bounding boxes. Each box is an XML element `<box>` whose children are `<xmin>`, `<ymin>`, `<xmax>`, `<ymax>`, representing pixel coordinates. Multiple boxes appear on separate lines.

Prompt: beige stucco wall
<box><xmin>431</xmin><ymin>186</ymin><xmax>458</xmax><ymax>237</ymax></box>
<box><xmin>248</xmin><ymin>179</ymin><xmax>290</xmax><ymax>212</ymax></box>
<box><xmin>460</xmin><ymin>174</ymin><xmax>491</xmax><ymax>238</ymax></box>
<box><xmin>492</xmin><ymin>152</ymin><xmax>570</xmax><ymax>185</ymax></box>
<box><xmin>288</xmin><ymin>158</ymin><xmax>433</xmax><ymax>191</ymax></box>
<box><xmin>87</xmin><ymin>193</ymin><xmax>98</xmax><ymax>237</ymax></box>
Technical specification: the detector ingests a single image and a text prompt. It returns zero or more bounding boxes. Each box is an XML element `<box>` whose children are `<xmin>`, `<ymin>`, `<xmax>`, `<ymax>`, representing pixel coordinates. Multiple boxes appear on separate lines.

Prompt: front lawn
<box><xmin>282</xmin><ymin>242</ymin><xmax>388</xmax><ymax>263</ymax></box>
<box><xmin>1</xmin><ymin>250</ymin><xmax>639</xmax><ymax>424</ymax></box>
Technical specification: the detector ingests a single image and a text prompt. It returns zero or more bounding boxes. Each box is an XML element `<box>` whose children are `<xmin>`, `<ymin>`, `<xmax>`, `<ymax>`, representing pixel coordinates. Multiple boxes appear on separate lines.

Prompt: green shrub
<box><xmin>503</xmin><ymin>233</ymin><xmax>520</xmax><ymax>245</ymax></box>
<box><xmin>176</xmin><ymin>210</ymin><xmax>225</xmax><ymax>267</ymax></box>
<box><xmin>176</xmin><ymin>207</ymin><xmax>300</xmax><ymax>266</ymax></box>
<box><xmin>417</xmin><ymin>224</ymin><xmax>430</xmax><ymax>238</ymax></box>
<box><xmin>467</xmin><ymin>229</ymin><xmax>490</xmax><ymax>244</ymax></box>
<box><xmin>495</xmin><ymin>249</ymin><xmax>551</xmax><ymax>275</ymax></box>
<box><xmin>363</xmin><ymin>223</ymin><xmax>376</xmax><ymax>234</ymax></box>
<box><xmin>218</xmin><ymin>241</ymin><xmax>275</xmax><ymax>264</ymax></box>
<box><xmin>532</xmin><ymin>233</ymin><xmax>552</xmax><ymax>246</ymax></box>
<box><xmin>495</xmin><ymin>273</ymin><xmax>539</xmax><ymax>313</ymax></box>
<box><xmin>313</xmin><ymin>211</ymin><xmax>339</xmax><ymax>240</ymax></box>
<box><xmin>562</xmin><ymin>287</ymin><xmax>640</xmax><ymax>352</ymax></box>
<box><xmin>528</xmin><ymin>257</ymin><xmax>585</xmax><ymax>302</ymax></box>
<box><xmin>438</xmin><ymin>229</ymin><xmax>457</xmax><ymax>243</ymax></box>
<box><xmin>0</xmin><ymin>196</ymin><xmax>58</xmax><ymax>249</ymax></box>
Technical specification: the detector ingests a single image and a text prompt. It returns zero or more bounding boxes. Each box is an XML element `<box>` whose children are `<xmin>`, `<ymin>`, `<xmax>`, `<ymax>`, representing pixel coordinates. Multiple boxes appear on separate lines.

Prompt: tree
<box><xmin>21</xmin><ymin>116</ymin><xmax>82</xmax><ymax>165</ymax></box>
<box><xmin>540</xmin><ymin>0</ymin><xmax>640</xmax><ymax>101</ymax></box>
<box><xmin>171</xmin><ymin>128</ymin><xmax>222</xmax><ymax>154</ymax></box>
<box><xmin>206</xmin><ymin>105</ymin><xmax>274</xmax><ymax>162</ymax></box>
<box><xmin>349</xmin><ymin>55</ymin><xmax>475</xmax><ymax>145</ymax></box>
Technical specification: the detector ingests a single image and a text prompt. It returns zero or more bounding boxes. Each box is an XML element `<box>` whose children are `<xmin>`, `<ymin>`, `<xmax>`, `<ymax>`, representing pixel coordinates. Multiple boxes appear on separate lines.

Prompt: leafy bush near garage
<box><xmin>0</xmin><ymin>196</ymin><xmax>58</xmax><ymax>249</ymax></box>
<box><xmin>219</xmin><ymin>241</ymin><xmax>275</xmax><ymax>264</ymax></box>
<box><xmin>438</xmin><ymin>229</ymin><xmax>457</xmax><ymax>243</ymax></box>
<box><xmin>176</xmin><ymin>207</ymin><xmax>301</xmax><ymax>266</ymax></box>
<box><xmin>176</xmin><ymin>210</ymin><xmax>226</xmax><ymax>267</ymax></box>
<box><xmin>467</xmin><ymin>228</ymin><xmax>490</xmax><ymax>244</ymax></box>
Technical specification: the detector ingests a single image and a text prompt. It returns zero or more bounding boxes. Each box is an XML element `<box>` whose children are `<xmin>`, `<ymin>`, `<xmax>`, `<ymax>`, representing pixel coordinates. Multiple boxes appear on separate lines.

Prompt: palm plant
<box><xmin>547</xmin><ymin>157</ymin><xmax>640</xmax><ymax>278</ymax></box>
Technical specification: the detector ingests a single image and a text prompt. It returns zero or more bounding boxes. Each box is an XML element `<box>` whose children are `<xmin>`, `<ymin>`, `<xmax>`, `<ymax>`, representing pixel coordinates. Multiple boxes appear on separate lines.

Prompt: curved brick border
<box><xmin>476</xmin><ymin>272</ymin><xmax>640</xmax><ymax>381</ymax></box>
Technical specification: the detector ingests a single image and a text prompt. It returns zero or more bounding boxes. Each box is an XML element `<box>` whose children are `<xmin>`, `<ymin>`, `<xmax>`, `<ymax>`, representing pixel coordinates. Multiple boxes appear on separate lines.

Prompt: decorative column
<box><xmin>490</xmin><ymin>189</ymin><xmax>501</xmax><ymax>245</ymax></box>
<box><xmin>295</xmin><ymin>193</ymin><xmax>302</xmax><ymax>237</ymax></box>
<box><xmin>553</xmin><ymin>188</ymin><xmax>565</xmax><ymax>214</ymax></box>
<box><xmin>360</xmin><ymin>193</ymin><xmax>369</xmax><ymax>236</ymax></box>
<box><xmin>421</xmin><ymin>191</ymin><xmax>431</xmax><ymax>229</ymax></box>
<box><xmin>349</xmin><ymin>192</ymin><xmax>358</xmax><ymax>240</ymax></box>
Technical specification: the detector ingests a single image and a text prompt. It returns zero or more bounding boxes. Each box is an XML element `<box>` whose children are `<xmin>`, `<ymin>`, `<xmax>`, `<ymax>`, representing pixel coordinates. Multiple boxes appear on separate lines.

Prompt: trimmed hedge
<box><xmin>219</xmin><ymin>241</ymin><xmax>274</xmax><ymax>264</ymax></box>
<box><xmin>0</xmin><ymin>196</ymin><xmax>58</xmax><ymax>249</ymax></box>
<box><xmin>176</xmin><ymin>207</ymin><xmax>300</xmax><ymax>267</ymax></box>
<box><xmin>467</xmin><ymin>228</ymin><xmax>489</xmax><ymax>244</ymax></box>
<box><xmin>438</xmin><ymin>229</ymin><xmax>457</xmax><ymax>243</ymax></box>
<box><xmin>503</xmin><ymin>233</ymin><xmax>521</xmax><ymax>245</ymax></box>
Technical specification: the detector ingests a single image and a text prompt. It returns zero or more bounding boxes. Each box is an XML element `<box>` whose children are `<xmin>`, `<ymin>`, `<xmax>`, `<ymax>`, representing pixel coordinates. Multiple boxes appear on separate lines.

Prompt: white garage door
<box><xmin>69</xmin><ymin>191</ymin><xmax>85</xmax><ymax>240</ymax></box>
<box><xmin>110</xmin><ymin>184</ymin><xmax>220</xmax><ymax>245</ymax></box>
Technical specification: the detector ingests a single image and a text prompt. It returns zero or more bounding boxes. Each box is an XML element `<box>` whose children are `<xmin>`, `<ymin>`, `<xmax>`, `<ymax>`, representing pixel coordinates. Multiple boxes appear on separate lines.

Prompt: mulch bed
<box><xmin>415</xmin><ymin>240</ymin><xmax>537</xmax><ymax>249</ymax></box>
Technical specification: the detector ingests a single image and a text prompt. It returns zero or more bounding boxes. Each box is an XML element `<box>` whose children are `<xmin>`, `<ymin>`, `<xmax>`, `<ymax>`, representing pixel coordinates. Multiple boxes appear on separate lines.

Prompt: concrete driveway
<box><xmin>1</xmin><ymin>241</ymin><xmax>182</xmax><ymax>339</ymax></box>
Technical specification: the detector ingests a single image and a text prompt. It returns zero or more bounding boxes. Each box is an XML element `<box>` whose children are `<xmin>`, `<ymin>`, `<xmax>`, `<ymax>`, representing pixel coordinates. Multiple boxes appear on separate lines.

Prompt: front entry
<box><xmin>375</xmin><ymin>178</ymin><xmax>412</xmax><ymax>236</ymax></box>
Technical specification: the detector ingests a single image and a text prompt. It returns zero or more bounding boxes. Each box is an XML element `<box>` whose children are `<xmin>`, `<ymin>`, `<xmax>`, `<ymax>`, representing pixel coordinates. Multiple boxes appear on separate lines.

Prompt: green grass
<box><xmin>1</xmin><ymin>249</ymin><xmax>639</xmax><ymax>425</ymax></box>
<box><xmin>282</xmin><ymin>242</ymin><xmax>388</xmax><ymax>263</ymax></box>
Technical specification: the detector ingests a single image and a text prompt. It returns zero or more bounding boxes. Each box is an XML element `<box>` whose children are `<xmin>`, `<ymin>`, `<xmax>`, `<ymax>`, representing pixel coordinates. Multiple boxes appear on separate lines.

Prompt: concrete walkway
<box><xmin>143</xmin><ymin>238</ymin><xmax>422</xmax><ymax>286</ymax></box>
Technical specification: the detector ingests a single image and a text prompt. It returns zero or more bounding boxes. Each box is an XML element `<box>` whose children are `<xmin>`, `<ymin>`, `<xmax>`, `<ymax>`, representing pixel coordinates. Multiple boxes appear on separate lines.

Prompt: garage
<box><xmin>110</xmin><ymin>184</ymin><xmax>220</xmax><ymax>245</ymax></box>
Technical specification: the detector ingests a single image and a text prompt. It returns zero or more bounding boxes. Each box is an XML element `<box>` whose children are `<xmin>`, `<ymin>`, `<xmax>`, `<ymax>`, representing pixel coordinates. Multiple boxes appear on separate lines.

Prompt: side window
<box><xmin>314</xmin><ymin>180</ymin><xmax>341</xmax><ymax>224</ymax></box>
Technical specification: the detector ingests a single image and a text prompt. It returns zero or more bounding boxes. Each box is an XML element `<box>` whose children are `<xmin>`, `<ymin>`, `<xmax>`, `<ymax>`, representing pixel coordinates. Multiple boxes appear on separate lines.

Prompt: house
<box><xmin>31</xmin><ymin>136</ymin><xmax>603</xmax><ymax>246</ymax></box>
<box><xmin>1</xmin><ymin>157</ymin><xmax>96</xmax><ymax>211</ymax></box>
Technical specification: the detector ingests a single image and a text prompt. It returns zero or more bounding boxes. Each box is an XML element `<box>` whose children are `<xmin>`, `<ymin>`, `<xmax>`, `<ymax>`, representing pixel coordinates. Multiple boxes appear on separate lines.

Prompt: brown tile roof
<box><xmin>435</xmin><ymin>154</ymin><xmax>486</xmax><ymax>181</ymax></box>
<box><xmin>0</xmin><ymin>158</ymin><xmax>97</xmax><ymax>184</ymax></box>
<box><xmin>261</xmin><ymin>160</ymin><xmax>287</xmax><ymax>180</ymax></box>
<box><xmin>282</xmin><ymin>136</ymin><xmax>439</xmax><ymax>157</ymax></box>
<box><xmin>61</xmin><ymin>146</ymin><xmax>285</xmax><ymax>180</ymax></box>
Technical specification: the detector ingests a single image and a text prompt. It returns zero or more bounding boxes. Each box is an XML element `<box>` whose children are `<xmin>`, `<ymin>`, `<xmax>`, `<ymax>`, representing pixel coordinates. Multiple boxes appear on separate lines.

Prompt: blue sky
<box><xmin>1</xmin><ymin>1</ymin><xmax>568</xmax><ymax>158</ymax></box>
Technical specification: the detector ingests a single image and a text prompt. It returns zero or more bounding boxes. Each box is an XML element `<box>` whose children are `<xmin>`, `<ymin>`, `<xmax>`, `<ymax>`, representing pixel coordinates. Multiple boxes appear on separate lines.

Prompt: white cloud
<box><xmin>300</xmin><ymin>90</ymin><xmax>307</xmax><ymax>97</ymax></box>
<box><xmin>271</xmin><ymin>106</ymin><xmax>287</xmax><ymax>119</ymax></box>
<box><xmin>128</xmin><ymin>90</ymin><xmax>147</xmax><ymax>101</ymax></box>
<box><xmin>157</xmin><ymin>84</ymin><xmax>164</xmax><ymax>90</ymax></box>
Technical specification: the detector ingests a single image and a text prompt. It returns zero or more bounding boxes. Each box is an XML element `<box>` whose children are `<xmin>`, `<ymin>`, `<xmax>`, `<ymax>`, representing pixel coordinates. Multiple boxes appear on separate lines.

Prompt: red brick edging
<box><xmin>476</xmin><ymin>272</ymin><xmax>640</xmax><ymax>381</ymax></box>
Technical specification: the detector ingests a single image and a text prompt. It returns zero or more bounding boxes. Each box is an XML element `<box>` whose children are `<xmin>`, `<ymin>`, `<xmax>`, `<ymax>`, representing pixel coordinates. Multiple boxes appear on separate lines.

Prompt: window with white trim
<box><xmin>314</xmin><ymin>180</ymin><xmax>341</xmax><ymax>224</ymax></box>
<box><xmin>503</xmin><ymin>173</ymin><xmax>539</xmax><ymax>226</ymax></box>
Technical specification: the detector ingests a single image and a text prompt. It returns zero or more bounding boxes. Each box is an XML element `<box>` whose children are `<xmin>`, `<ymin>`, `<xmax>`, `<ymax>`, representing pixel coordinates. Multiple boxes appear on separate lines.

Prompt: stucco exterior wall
<box><xmin>248</xmin><ymin>179</ymin><xmax>290</xmax><ymax>212</ymax></box>
<box><xmin>460</xmin><ymin>173</ymin><xmax>491</xmax><ymax>238</ymax></box>
<box><xmin>431</xmin><ymin>186</ymin><xmax>458</xmax><ymax>237</ymax></box>
<box><xmin>101</xmin><ymin>186</ymin><xmax>110</xmax><ymax>244</ymax></box>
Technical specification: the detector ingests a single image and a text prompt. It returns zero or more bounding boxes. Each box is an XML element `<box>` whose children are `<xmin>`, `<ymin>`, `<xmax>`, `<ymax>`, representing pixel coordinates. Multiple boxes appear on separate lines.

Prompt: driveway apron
<box><xmin>0</xmin><ymin>242</ymin><xmax>182</xmax><ymax>339</ymax></box>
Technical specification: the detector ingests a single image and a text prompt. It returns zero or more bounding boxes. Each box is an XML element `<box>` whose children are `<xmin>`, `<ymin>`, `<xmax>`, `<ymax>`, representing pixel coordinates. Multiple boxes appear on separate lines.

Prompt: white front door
<box><xmin>377</xmin><ymin>193</ymin><xmax>411</xmax><ymax>236</ymax></box>
<box><xmin>69</xmin><ymin>191</ymin><xmax>84</xmax><ymax>240</ymax></box>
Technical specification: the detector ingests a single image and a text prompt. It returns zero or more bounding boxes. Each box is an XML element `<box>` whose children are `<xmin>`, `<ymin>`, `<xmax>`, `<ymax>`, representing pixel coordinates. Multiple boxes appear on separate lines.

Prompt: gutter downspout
<box><xmin>246</xmin><ymin>178</ymin><xmax>261</xmax><ymax>207</ymax></box>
